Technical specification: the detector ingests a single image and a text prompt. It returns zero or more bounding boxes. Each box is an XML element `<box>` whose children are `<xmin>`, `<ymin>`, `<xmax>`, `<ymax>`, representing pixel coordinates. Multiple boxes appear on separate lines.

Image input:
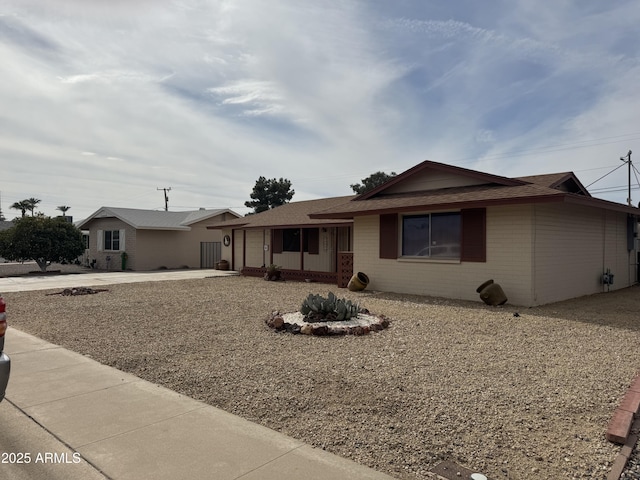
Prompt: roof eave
<box><xmin>310</xmin><ymin>195</ymin><xmax>568</xmax><ymax>218</ymax></box>
<box><xmin>311</xmin><ymin>193</ymin><xmax>640</xmax><ymax>218</ymax></box>
<box><xmin>232</xmin><ymin>220</ymin><xmax>353</xmax><ymax>230</ymax></box>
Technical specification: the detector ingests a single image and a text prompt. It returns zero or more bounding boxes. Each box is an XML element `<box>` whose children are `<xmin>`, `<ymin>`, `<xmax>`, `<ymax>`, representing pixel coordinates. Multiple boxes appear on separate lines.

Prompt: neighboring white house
<box><xmin>78</xmin><ymin>207</ymin><xmax>241</xmax><ymax>271</ymax></box>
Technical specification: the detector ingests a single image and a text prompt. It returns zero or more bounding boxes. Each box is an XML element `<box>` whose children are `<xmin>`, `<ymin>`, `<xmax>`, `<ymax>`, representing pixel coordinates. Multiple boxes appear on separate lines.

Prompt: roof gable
<box><xmin>518</xmin><ymin>172</ymin><xmax>591</xmax><ymax>196</ymax></box>
<box><xmin>357</xmin><ymin>160</ymin><xmax>525</xmax><ymax>200</ymax></box>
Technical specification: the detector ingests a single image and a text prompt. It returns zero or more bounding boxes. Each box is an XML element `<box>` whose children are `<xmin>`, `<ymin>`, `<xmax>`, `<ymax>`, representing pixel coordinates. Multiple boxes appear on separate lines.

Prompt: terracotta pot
<box><xmin>476</xmin><ymin>279</ymin><xmax>507</xmax><ymax>306</ymax></box>
<box><xmin>347</xmin><ymin>272</ymin><xmax>370</xmax><ymax>291</ymax></box>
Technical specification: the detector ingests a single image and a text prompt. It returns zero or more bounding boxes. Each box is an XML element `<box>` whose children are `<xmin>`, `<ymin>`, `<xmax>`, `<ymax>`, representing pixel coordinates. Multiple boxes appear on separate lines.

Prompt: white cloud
<box><xmin>1</xmin><ymin>1</ymin><xmax>640</xmax><ymax>218</ymax></box>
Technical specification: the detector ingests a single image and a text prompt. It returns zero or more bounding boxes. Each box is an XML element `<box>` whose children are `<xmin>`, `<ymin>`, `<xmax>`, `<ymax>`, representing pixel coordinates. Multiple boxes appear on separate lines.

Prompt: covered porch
<box><xmin>233</xmin><ymin>225</ymin><xmax>353</xmax><ymax>286</ymax></box>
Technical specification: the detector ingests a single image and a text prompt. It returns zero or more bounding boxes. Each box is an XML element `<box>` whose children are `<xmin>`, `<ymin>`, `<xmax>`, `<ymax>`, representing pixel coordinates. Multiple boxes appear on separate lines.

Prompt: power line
<box><xmin>590</xmin><ymin>185</ymin><xmax>640</xmax><ymax>194</ymax></box>
<box><xmin>585</xmin><ymin>162</ymin><xmax>627</xmax><ymax>188</ymax></box>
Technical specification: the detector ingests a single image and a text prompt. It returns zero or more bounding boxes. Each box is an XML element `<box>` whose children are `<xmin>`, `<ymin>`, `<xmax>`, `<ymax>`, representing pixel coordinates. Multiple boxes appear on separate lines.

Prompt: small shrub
<box><xmin>300</xmin><ymin>292</ymin><xmax>360</xmax><ymax>322</ymax></box>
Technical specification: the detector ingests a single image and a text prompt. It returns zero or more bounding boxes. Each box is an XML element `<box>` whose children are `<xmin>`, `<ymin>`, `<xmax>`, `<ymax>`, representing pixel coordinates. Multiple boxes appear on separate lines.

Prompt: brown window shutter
<box><xmin>272</xmin><ymin>229</ymin><xmax>283</xmax><ymax>254</ymax></box>
<box><xmin>379</xmin><ymin>214</ymin><xmax>398</xmax><ymax>259</ymax></box>
<box><xmin>307</xmin><ymin>228</ymin><xmax>320</xmax><ymax>254</ymax></box>
<box><xmin>461</xmin><ymin>208</ymin><xmax>486</xmax><ymax>262</ymax></box>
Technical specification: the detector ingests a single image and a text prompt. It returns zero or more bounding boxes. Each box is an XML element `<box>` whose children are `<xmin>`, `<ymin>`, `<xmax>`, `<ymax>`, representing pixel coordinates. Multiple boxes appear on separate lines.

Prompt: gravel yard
<box><xmin>3</xmin><ymin>271</ymin><xmax>640</xmax><ymax>480</ymax></box>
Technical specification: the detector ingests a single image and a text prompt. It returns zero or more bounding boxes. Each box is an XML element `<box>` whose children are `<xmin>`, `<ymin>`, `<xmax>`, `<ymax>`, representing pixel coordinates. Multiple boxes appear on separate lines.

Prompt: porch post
<box><xmin>299</xmin><ymin>228</ymin><xmax>304</xmax><ymax>271</ymax></box>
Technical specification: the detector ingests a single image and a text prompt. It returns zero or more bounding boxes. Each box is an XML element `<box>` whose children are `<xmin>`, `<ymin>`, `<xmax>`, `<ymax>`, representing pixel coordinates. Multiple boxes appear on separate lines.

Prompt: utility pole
<box><xmin>157</xmin><ymin>187</ymin><xmax>171</xmax><ymax>211</ymax></box>
<box><xmin>620</xmin><ymin>150</ymin><xmax>632</xmax><ymax>206</ymax></box>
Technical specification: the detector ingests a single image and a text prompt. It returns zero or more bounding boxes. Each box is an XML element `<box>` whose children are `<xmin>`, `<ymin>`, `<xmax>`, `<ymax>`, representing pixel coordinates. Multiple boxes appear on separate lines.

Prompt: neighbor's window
<box><xmin>104</xmin><ymin>230</ymin><xmax>120</xmax><ymax>251</ymax></box>
<box><xmin>401</xmin><ymin>212</ymin><xmax>461</xmax><ymax>258</ymax></box>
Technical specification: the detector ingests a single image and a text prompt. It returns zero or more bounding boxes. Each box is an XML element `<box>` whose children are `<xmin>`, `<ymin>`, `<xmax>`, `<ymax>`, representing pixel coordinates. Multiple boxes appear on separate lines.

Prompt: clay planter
<box><xmin>476</xmin><ymin>279</ymin><xmax>507</xmax><ymax>306</ymax></box>
<box><xmin>347</xmin><ymin>272</ymin><xmax>370</xmax><ymax>291</ymax></box>
<box><xmin>217</xmin><ymin>260</ymin><xmax>229</xmax><ymax>270</ymax></box>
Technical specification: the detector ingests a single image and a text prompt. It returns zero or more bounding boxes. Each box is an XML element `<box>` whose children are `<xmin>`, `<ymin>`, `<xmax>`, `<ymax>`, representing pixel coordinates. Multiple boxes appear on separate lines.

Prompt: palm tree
<box><xmin>57</xmin><ymin>205</ymin><xmax>71</xmax><ymax>218</ymax></box>
<box><xmin>10</xmin><ymin>200</ymin><xmax>30</xmax><ymax>218</ymax></box>
<box><xmin>26</xmin><ymin>197</ymin><xmax>41</xmax><ymax>216</ymax></box>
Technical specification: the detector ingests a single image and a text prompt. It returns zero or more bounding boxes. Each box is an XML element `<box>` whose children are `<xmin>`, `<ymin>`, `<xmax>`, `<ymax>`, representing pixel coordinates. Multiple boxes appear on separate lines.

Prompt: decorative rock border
<box><xmin>266</xmin><ymin>310</ymin><xmax>390</xmax><ymax>336</ymax></box>
<box><xmin>46</xmin><ymin>287</ymin><xmax>109</xmax><ymax>296</ymax></box>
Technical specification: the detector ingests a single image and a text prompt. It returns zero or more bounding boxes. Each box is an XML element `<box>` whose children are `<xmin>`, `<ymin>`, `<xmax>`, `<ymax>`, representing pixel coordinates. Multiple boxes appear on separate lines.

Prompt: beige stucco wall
<box><xmin>219</xmin><ymin>228</ymin><xmax>234</xmax><ymax>266</ymax></box>
<box><xmin>88</xmin><ymin>216</ymin><xmax>223</xmax><ymax>271</ymax></box>
<box><xmin>353</xmin><ymin>206</ymin><xmax>535</xmax><ymax>305</ymax></box>
<box><xmin>532</xmin><ymin>204</ymin><xmax>635</xmax><ymax>304</ymax></box>
<box><xmin>233</xmin><ymin>230</ymin><xmax>244</xmax><ymax>270</ymax></box>
<box><xmin>135</xmin><ymin>219</ymin><xmax>220</xmax><ymax>270</ymax></box>
<box><xmin>87</xmin><ymin>218</ymin><xmax>136</xmax><ymax>271</ymax></box>
<box><xmin>353</xmin><ymin>203</ymin><xmax>637</xmax><ymax>306</ymax></box>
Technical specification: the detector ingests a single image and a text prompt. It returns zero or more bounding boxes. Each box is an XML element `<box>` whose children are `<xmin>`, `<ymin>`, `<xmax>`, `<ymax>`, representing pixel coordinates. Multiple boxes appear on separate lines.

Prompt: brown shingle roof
<box><xmin>517</xmin><ymin>172</ymin><xmax>571</xmax><ymax>187</ymax></box>
<box><xmin>310</xmin><ymin>183</ymin><xmax>567</xmax><ymax>218</ymax></box>
<box><xmin>310</xmin><ymin>165</ymin><xmax>637</xmax><ymax>219</ymax></box>
<box><xmin>208</xmin><ymin>196</ymin><xmax>355</xmax><ymax>230</ymax></box>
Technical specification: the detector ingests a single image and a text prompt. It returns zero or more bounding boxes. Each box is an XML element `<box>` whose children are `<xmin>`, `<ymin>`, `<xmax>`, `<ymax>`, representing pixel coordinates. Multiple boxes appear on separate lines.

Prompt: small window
<box><xmin>401</xmin><ymin>212</ymin><xmax>460</xmax><ymax>258</ymax></box>
<box><xmin>282</xmin><ymin>229</ymin><xmax>300</xmax><ymax>252</ymax></box>
<box><xmin>104</xmin><ymin>230</ymin><xmax>120</xmax><ymax>251</ymax></box>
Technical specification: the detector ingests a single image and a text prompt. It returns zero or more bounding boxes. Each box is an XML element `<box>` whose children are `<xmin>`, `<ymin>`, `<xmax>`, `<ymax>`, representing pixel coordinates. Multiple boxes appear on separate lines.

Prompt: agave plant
<box><xmin>300</xmin><ymin>292</ymin><xmax>360</xmax><ymax>321</ymax></box>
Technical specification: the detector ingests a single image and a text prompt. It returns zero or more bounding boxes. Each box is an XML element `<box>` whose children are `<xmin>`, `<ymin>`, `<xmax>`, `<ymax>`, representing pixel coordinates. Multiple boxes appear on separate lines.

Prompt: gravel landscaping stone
<box><xmin>3</xmin><ymin>269</ymin><xmax>640</xmax><ymax>480</ymax></box>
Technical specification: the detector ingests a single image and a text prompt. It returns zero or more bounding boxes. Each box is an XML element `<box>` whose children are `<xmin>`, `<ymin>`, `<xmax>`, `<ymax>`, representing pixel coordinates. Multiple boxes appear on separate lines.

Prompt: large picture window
<box><xmin>401</xmin><ymin>212</ymin><xmax>461</xmax><ymax>258</ymax></box>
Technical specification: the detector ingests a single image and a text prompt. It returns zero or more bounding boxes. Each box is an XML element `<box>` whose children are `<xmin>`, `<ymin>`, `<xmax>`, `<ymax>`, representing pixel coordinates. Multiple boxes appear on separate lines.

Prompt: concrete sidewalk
<box><xmin>3</xmin><ymin>329</ymin><xmax>395</xmax><ymax>480</ymax></box>
<box><xmin>0</xmin><ymin>268</ymin><xmax>239</xmax><ymax>293</ymax></box>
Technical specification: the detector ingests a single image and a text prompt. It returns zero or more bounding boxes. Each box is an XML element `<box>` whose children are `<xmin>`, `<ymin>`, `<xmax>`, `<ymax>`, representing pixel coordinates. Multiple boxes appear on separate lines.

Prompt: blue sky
<box><xmin>1</xmin><ymin>0</ymin><xmax>640</xmax><ymax>220</ymax></box>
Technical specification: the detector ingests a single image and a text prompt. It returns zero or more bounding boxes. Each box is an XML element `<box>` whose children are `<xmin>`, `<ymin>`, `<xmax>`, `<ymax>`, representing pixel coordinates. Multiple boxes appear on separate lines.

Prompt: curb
<box><xmin>607</xmin><ymin>417</ymin><xmax>639</xmax><ymax>480</ymax></box>
<box><xmin>606</xmin><ymin>372</ymin><xmax>640</xmax><ymax>480</ymax></box>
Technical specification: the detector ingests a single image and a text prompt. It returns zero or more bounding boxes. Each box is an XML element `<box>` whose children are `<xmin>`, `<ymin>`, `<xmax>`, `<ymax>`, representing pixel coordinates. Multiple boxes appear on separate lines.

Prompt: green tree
<box><xmin>244</xmin><ymin>177</ymin><xmax>295</xmax><ymax>214</ymax></box>
<box><xmin>0</xmin><ymin>216</ymin><xmax>85</xmax><ymax>272</ymax></box>
<box><xmin>350</xmin><ymin>171</ymin><xmax>397</xmax><ymax>195</ymax></box>
<box><xmin>10</xmin><ymin>200</ymin><xmax>30</xmax><ymax>218</ymax></box>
